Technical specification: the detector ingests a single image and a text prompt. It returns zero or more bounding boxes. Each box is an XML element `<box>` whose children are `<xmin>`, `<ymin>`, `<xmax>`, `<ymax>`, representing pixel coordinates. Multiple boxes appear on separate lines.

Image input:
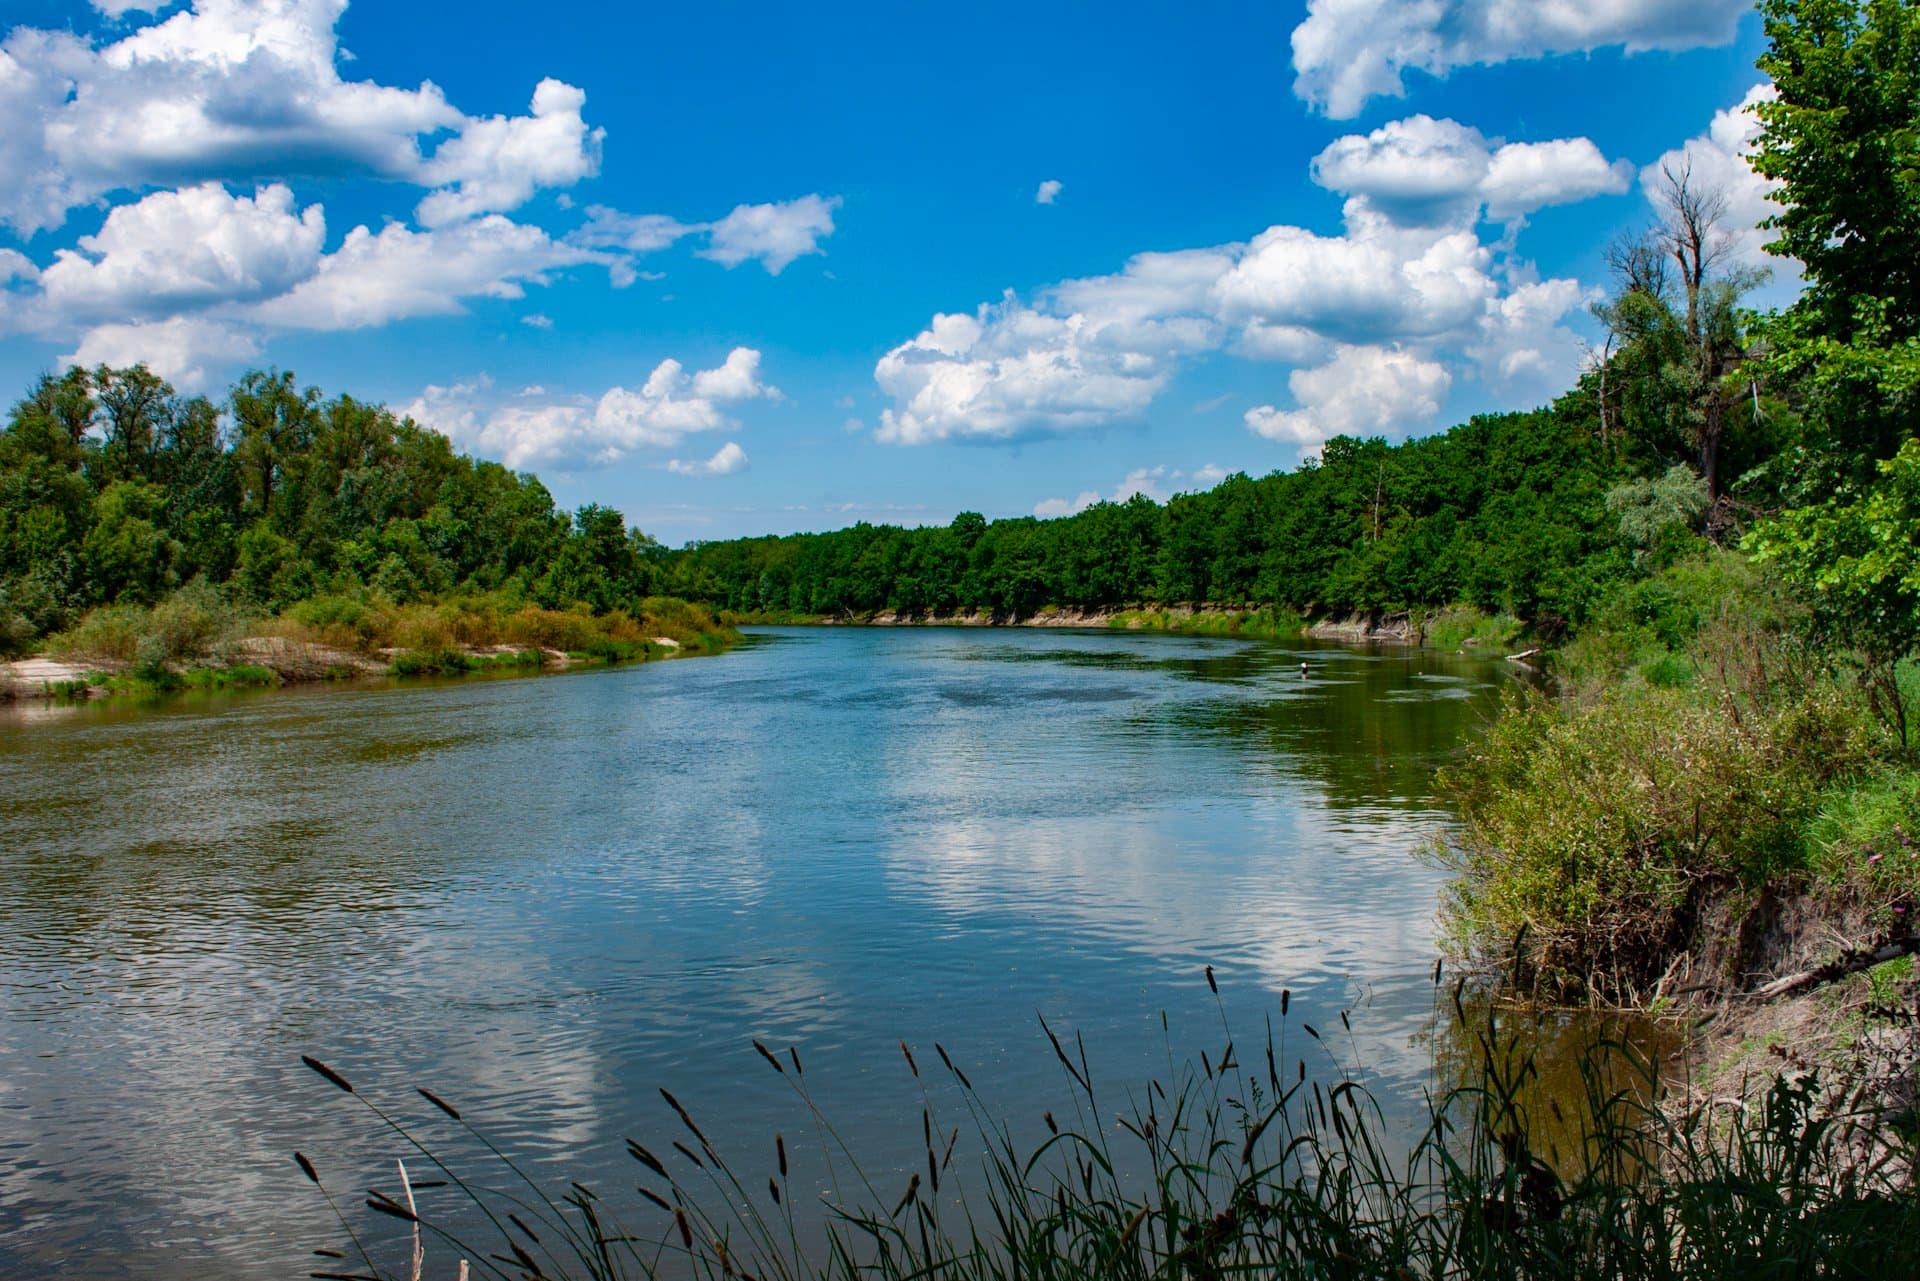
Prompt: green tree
<box><xmin>1752</xmin><ymin>0</ymin><xmax>1920</xmax><ymax>495</ymax></box>
<box><xmin>82</xmin><ymin>481</ymin><xmax>176</xmax><ymax>603</ymax></box>
<box><xmin>231</xmin><ymin>369</ymin><xmax>319</xmax><ymax>526</ymax></box>
<box><xmin>1593</xmin><ymin>164</ymin><xmax>1765</xmax><ymax>505</ymax></box>
<box><xmin>1751</xmin><ymin>437</ymin><xmax>1920</xmax><ymax>748</ymax></box>
<box><xmin>1754</xmin><ymin>0</ymin><xmax>1920</xmax><ymax>344</ymax></box>
<box><xmin>93</xmin><ymin>364</ymin><xmax>174</xmax><ymax>486</ymax></box>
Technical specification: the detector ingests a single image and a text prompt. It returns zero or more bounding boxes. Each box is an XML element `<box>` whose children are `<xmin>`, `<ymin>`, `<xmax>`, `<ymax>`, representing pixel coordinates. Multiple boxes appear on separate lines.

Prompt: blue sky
<box><xmin>0</xmin><ymin>1</ymin><xmax>1785</xmax><ymax>542</ymax></box>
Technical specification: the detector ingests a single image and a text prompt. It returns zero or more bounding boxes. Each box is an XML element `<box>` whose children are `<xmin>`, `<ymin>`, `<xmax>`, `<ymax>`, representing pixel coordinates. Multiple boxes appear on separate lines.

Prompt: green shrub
<box><xmin>389</xmin><ymin>647</ymin><xmax>474</xmax><ymax>677</ymax></box>
<box><xmin>1804</xmin><ymin>768</ymin><xmax>1920</xmax><ymax>908</ymax></box>
<box><xmin>1558</xmin><ymin>552</ymin><xmax>1791</xmax><ymax>688</ymax></box>
<box><xmin>578</xmin><ymin>637</ymin><xmax>648</xmax><ymax>664</ymax></box>
<box><xmin>1639</xmin><ymin>652</ymin><xmax>1695</xmax><ymax>689</ymax></box>
<box><xmin>286</xmin><ymin>592</ymin><xmax>376</xmax><ymax>641</ymax></box>
<box><xmin>1104</xmin><ymin>605</ymin><xmax>1307</xmax><ymax>639</ymax></box>
<box><xmin>148</xmin><ymin>579</ymin><xmax>243</xmax><ymax>660</ymax></box>
<box><xmin>1436</xmin><ymin>676</ymin><xmax>1885</xmax><ymax>1002</ymax></box>
<box><xmin>0</xmin><ymin>587</ymin><xmax>38</xmax><ymax>658</ymax></box>
<box><xmin>1421</xmin><ymin>605</ymin><xmax>1523</xmax><ymax>651</ymax></box>
<box><xmin>48</xmin><ymin>603</ymin><xmax>147</xmax><ymax>663</ymax></box>
<box><xmin>47</xmin><ymin>582</ymin><xmax>246</xmax><ymax>668</ymax></box>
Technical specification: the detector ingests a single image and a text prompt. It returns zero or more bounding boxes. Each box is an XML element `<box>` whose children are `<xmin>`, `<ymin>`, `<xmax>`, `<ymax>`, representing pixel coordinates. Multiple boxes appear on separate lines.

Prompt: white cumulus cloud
<box><xmin>1290</xmin><ymin>0</ymin><xmax>1753</xmax><ymax>118</ymax></box>
<box><xmin>405</xmin><ymin>348</ymin><xmax>776</xmax><ymax>469</ymax></box>
<box><xmin>1035</xmin><ymin>179</ymin><xmax>1062</xmax><ymax>205</ymax></box>
<box><xmin>666</xmin><ymin>440</ymin><xmax>749</xmax><ymax>476</ymax></box>
<box><xmin>0</xmin><ymin>0</ymin><xmax>610</xmax><ymax>235</ymax></box>
<box><xmin>38</xmin><ymin>182</ymin><xmax>324</xmax><ymax>322</ymax></box>
<box><xmin>416</xmin><ymin>78</ymin><xmax>603</xmax><ymax>227</ymax></box>
<box><xmin>1310</xmin><ymin>115</ymin><xmax>1630</xmax><ymax>226</ymax></box>
<box><xmin>1244</xmin><ymin>345</ymin><xmax>1451</xmax><ymax>454</ymax></box>
<box><xmin>699</xmin><ymin>195</ymin><xmax>841</xmax><ymax>274</ymax></box>
<box><xmin>876</xmin><ymin>298</ymin><xmax>1177</xmax><ymax>446</ymax></box>
<box><xmin>571</xmin><ymin>195</ymin><xmax>840</xmax><ymax>281</ymax></box>
<box><xmin>250</xmin><ymin>214</ymin><xmax>595</xmax><ymax>331</ymax></box>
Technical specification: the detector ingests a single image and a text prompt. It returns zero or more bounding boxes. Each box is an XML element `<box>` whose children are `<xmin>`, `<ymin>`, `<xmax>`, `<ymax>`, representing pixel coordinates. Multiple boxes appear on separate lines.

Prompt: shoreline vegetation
<box><xmin>1</xmin><ymin>588</ymin><xmax>736</xmax><ymax>704</ymax></box>
<box><xmin>722</xmin><ymin>602</ymin><xmax>1523</xmax><ymax>650</ymax></box>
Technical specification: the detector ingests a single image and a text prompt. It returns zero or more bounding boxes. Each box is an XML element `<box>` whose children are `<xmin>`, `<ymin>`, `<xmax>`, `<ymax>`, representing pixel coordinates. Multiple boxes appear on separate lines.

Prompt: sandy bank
<box><xmin>0</xmin><ymin>637</ymin><xmax>682</xmax><ymax>703</ymax></box>
<box><xmin>778</xmin><ymin>605</ymin><xmax>1432</xmax><ymax>643</ymax></box>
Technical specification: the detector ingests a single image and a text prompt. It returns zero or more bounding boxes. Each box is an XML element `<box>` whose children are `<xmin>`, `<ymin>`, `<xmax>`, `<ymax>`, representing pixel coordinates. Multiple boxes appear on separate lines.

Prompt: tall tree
<box><xmin>1594</xmin><ymin>163</ymin><xmax>1764</xmax><ymax>510</ymax></box>
<box><xmin>231</xmin><ymin>369</ymin><xmax>319</xmax><ymax>525</ymax></box>
<box><xmin>1755</xmin><ymin>0</ymin><xmax>1920</xmax><ymax>344</ymax></box>
<box><xmin>93</xmin><ymin>364</ymin><xmax>173</xmax><ymax>486</ymax></box>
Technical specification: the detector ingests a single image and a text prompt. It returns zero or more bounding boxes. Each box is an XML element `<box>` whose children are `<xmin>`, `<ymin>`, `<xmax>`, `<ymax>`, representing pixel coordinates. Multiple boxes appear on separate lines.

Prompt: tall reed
<box><xmin>296</xmin><ymin>971</ymin><xmax>1916</xmax><ymax>1280</ymax></box>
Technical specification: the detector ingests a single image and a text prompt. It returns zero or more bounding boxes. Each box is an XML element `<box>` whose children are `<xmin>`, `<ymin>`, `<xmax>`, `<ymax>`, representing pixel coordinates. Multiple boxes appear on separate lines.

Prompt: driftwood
<box><xmin>1749</xmin><ymin>936</ymin><xmax>1920</xmax><ymax>1001</ymax></box>
<box><xmin>1505</xmin><ymin>647</ymin><xmax>1541</xmax><ymax>663</ymax></box>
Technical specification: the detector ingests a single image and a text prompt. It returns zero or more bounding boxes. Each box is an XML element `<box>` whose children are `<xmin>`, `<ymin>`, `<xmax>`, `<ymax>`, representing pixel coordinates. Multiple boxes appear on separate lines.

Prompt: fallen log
<box><xmin>1749</xmin><ymin>936</ymin><xmax>1920</xmax><ymax>1001</ymax></box>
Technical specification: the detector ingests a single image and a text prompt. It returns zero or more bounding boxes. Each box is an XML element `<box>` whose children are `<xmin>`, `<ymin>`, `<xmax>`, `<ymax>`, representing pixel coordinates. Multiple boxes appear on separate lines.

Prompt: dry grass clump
<box><xmin>47</xmin><ymin>579</ymin><xmax>251</xmax><ymax>671</ymax></box>
<box><xmin>273</xmin><ymin>591</ymin><xmax>732</xmax><ymax>659</ymax></box>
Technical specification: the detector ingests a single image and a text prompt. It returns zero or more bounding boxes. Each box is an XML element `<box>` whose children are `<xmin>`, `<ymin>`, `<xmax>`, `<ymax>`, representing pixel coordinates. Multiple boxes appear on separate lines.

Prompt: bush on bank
<box><xmin>1435</xmin><ymin>553</ymin><xmax>1919</xmax><ymax>1004</ymax></box>
<box><xmin>33</xmin><ymin>582</ymin><xmax>734</xmax><ymax>692</ymax></box>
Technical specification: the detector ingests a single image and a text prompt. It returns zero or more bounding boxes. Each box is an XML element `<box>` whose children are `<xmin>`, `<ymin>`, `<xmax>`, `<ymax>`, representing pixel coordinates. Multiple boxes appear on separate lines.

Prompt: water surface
<box><xmin>0</xmin><ymin>626</ymin><xmax>1511</xmax><ymax>1278</ymax></box>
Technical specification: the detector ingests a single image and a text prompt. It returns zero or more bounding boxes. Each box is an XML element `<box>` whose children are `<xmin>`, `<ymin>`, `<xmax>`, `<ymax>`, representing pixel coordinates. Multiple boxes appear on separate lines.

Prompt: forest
<box><xmin>0</xmin><ymin>364</ymin><xmax>672</xmax><ymax>655</ymax></box>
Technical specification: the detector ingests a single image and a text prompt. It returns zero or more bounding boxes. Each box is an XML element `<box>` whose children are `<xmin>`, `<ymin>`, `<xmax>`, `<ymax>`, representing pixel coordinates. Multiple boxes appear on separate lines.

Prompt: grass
<box><xmin>180</xmin><ymin>663</ymin><xmax>280</xmax><ymax>690</ymax></box>
<box><xmin>29</xmin><ymin>585</ymin><xmax>738</xmax><ymax>700</ymax></box>
<box><xmin>277</xmin><ymin>591</ymin><xmax>735</xmax><ymax>658</ymax></box>
<box><xmin>1418</xmin><ymin>607</ymin><xmax>1524</xmax><ymax>654</ymax></box>
<box><xmin>1106</xmin><ymin>606</ymin><xmax>1308</xmax><ymax>640</ymax></box>
<box><xmin>86</xmin><ymin>662</ymin><xmax>283</xmax><ymax>696</ymax></box>
<box><xmin>1804</xmin><ymin>769</ymin><xmax>1920</xmax><ymax>909</ymax></box>
<box><xmin>296</xmin><ymin>972</ymin><xmax>1917</xmax><ymax>1281</ymax></box>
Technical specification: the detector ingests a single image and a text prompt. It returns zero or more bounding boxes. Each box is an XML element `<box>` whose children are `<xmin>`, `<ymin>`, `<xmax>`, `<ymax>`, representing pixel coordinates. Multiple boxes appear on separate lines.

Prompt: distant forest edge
<box><xmin>656</xmin><ymin>301</ymin><xmax>1796</xmax><ymax>635</ymax></box>
<box><xmin>666</xmin><ymin>404</ymin><xmax>1654</xmax><ymax>635</ymax></box>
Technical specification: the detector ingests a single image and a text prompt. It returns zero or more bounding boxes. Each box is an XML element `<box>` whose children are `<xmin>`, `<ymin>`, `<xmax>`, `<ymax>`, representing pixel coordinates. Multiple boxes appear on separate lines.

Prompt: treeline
<box><xmin>0</xmin><ymin>366</ymin><xmax>670</xmax><ymax>655</ymax></box>
<box><xmin>665</xmin><ymin>400</ymin><xmax>1654</xmax><ymax>628</ymax></box>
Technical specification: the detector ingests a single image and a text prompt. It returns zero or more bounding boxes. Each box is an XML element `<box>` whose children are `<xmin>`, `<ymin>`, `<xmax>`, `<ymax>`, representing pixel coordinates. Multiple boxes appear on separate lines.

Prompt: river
<box><xmin>0</xmin><ymin>626</ymin><xmax>1513</xmax><ymax>1278</ymax></box>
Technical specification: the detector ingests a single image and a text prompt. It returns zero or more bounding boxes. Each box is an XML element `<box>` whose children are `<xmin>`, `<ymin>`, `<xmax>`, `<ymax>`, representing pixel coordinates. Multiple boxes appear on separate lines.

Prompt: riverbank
<box><xmin>725</xmin><ymin>602</ymin><xmax>1527</xmax><ymax>649</ymax></box>
<box><xmin>1</xmin><ymin>589</ymin><xmax>739</xmax><ymax>703</ymax></box>
<box><xmin>1428</xmin><ymin>551</ymin><xmax>1919</xmax><ymax>1128</ymax></box>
